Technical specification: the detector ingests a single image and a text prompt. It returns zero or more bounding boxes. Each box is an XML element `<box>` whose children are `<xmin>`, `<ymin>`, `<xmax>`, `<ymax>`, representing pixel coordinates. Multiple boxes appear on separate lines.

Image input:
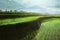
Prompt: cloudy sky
<box><xmin>0</xmin><ymin>0</ymin><xmax>60</xmax><ymax>14</ymax></box>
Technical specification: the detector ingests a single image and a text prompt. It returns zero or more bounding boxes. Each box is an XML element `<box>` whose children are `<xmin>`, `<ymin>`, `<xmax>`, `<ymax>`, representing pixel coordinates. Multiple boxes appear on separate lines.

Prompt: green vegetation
<box><xmin>35</xmin><ymin>18</ymin><xmax>60</xmax><ymax>40</ymax></box>
<box><xmin>0</xmin><ymin>10</ymin><xmax>60</xmax><ymax>40</ymax></box>
<box><xmin>0</xmin><ymin>10</ymin><xmax>46</xmax><ymax>25</ymax></box>
<box><xmin>0</xmin><ymin>10</ymin><xmax>40</xmax><ymax>15</ymax></box>
<box><xmin>0</xmin><ymin>16</ymin><xmax>41</xmax><ymax>25</ymax></box>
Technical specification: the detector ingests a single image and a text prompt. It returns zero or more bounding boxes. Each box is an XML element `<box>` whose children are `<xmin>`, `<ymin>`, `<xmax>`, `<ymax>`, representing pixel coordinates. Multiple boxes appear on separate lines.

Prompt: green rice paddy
<box><xmin>35</xmin><ymin>18</ymin><xmax>60</xmax><ymax>40</ymax></box>
<box><xmin>0</xmin><ymin>14</ymin><xmax>60</xmax><ymax>40</ymax></box>
<box><xmin>0</xmin><ymin>16</ymin><xmax>42</xmax><ymax>25</ymax></box>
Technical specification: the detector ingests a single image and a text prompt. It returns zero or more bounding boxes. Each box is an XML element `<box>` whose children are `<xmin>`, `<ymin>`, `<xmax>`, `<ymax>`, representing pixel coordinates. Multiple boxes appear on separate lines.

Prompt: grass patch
<box><xmin>35</xmin><ymin>18</ymin><xmax>60</xmax><ymax>40</ymax></box>
<box><xmin>0</xmin><ymin>16</ymin><xmax>42</xmax><ymax>26</ymax></box>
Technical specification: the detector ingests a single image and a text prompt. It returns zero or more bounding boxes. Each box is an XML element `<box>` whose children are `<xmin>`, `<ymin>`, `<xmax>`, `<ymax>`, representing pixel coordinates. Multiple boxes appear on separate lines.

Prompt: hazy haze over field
<box><xmin>0</xmin><ymin>0</ymin><xmax>60</xmax><ymax>14</ymax></box>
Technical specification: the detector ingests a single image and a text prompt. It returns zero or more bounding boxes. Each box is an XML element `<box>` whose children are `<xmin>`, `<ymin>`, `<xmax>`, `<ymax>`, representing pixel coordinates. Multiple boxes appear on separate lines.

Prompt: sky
<box><xmin>0</xmin><ymin>0</ymin><xmax>60</xmax><ymax>14</ymax></box>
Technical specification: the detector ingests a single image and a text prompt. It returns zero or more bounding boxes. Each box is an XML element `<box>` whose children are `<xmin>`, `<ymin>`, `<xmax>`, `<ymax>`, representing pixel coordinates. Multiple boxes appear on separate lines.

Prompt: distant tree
<box><xmin>10</xmin><ymin>10</ymin><xmax>12</xmax><ymax>12</ymax></box>
<box><xmin>0</xmin><ymin>10</ymin><xmax>2</xmax><ymax>12</ymax></box>
<box><xmin>14</xmin><ymin>10</ymin><xmax>17</xmax><ymax>13</ymax></box>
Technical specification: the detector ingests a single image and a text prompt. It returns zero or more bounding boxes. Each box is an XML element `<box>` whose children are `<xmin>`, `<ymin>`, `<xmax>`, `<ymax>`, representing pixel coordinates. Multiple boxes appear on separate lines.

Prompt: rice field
<box><xmin>35</xmin><ymin>18</ymin><xmax>60</xmax><ymax>40</ymax></box>
<box><xmin>0</xmin><ymin>15</ymin><xmax>60</xmax><ymax>40</ymax></box>
<box><xmin>0</xmin><ymin>16</ymin><xmax>42</xmax><ymax>26</ymax></box>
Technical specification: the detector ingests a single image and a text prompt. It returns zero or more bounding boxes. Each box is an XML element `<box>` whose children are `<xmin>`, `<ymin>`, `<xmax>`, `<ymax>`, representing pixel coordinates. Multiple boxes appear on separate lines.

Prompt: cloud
<box><xmin>0</xmin><ymin>0</ymin><xmax>60</xmax><ymax>14</ymax></box>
